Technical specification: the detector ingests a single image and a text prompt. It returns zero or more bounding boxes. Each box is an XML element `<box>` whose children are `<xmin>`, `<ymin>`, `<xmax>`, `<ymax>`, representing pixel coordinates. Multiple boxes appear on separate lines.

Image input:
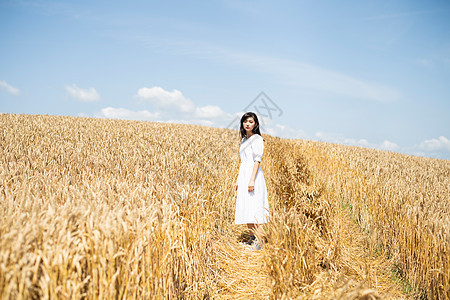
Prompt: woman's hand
<box><xmin>248</xmin><ymin>179</ymin><xmax>255</xmax><ymax>192</ymax></box>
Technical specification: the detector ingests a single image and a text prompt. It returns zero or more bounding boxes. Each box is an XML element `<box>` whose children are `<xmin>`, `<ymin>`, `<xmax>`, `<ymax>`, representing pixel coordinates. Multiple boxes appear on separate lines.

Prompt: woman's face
<box><xmin>243</xmin><ymin>117</ymin><xmax>256</xmax><ymax>133</ymax></box>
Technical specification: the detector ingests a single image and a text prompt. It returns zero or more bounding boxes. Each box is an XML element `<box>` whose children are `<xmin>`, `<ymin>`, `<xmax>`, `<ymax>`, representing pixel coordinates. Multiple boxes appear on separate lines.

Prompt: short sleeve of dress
<box><xmin>251</xmin><ymin>135</ymin><xmax>264</xmax><ymax>162</ymax></box>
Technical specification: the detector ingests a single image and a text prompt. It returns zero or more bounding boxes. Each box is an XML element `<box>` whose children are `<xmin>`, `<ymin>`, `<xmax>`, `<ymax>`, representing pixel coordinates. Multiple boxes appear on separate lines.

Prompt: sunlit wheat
<box><xmin>2</xmin><ymin>113</ymin><xmax>446</xmax><ymax>299</ymax></box>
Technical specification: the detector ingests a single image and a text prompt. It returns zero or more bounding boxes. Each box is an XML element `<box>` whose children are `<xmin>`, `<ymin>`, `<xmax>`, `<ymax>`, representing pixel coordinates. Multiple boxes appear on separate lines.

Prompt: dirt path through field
<box><xmin>212</xmin><ymin>241</ymin><xmax>270</xmax><ymax>299</ymax></box>
<box><xmin>214</xmin><ymin>212</ymin><xmax>404</xmax><ymax>299</ymax></box>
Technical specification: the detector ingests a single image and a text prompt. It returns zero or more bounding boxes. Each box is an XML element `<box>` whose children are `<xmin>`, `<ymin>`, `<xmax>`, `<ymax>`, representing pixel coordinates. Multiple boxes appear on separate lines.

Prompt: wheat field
<box><xmin>293</xmin><ymin>139</ymin><xmax>450</xmax><ymax>299</ymax></box>
<box><xmin>0</xmin><ymin>113</ymin><xmax>448</xmax><ymax>299</ymax></box>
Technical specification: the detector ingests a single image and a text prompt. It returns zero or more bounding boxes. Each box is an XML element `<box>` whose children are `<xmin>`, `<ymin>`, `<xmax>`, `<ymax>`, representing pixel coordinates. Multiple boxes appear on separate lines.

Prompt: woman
<box><xmin>234</xmin><ymin>112</ymin><xmax>269</xmax><ymax>250</ymax></box>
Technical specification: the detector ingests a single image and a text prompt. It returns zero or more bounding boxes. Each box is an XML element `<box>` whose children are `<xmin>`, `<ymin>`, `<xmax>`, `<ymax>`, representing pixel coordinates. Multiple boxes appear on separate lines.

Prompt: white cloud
<box><xmin>66</xmin><ymin>84</ymin><xmax>100</xmax><ymax>102</ymax></box>
<box><xmin>358</xmin><ymin>139</ymin><xmax>370</xmax><ymax>147</ymax></box>
<box><xmin>402</xmin><ymin>136</ymin><xmax>450</xmax><ymax>159</ymax></box>
<box><xmin>315</xmin><ymin>131</ymin><xmax>400</xmax><ymax>151</ymax></box>
<box><xmin>256</xmin><ymin>119</ymin><xmax>307</xmax><ymax>140</ymax></box>
<box><xmin>195</xmin><ymin>105</ymin><xmax>228</xmax><ymax>119</ymax></box>
<box><xmin>99</xmin><ymin>107</ymin><xmax>160</xmax><ymax>120</ymax></box>
<box><xmin>315</xmin><ymin>131</ymin><xmax>342</xmax><ymax>143</ymax></box>
<box><xmin>0</xmin><ymin>80</ymin><xmax>20</xmax><ymax>96</ymax></box>
<box><xmin>96</xmin><ymin>105</ymin><xmax>231</xmax><ymax>128</ymax></box>
<box><xmin>418</xmin><ymin>136</ymin><xmax>450</xmax><ymax>152</ymax></box>
<box><xmin>343</xmin><ymin>138</ymin><xmax>369</xmax><ymax>147</ymax></box>
<box><xmin>132</xmin><ymin>86</ymin><xmax>235</xmax><ymax>127</ymax></box>
<box><xmin>379</xmin><ymin>140</ymin><xmax>399</xmax><ymax>151</ymax></box>
<box><xmin>136</xmin><ymin>86</ymin><xmax>195</xmax><ymax>112</ymax></box>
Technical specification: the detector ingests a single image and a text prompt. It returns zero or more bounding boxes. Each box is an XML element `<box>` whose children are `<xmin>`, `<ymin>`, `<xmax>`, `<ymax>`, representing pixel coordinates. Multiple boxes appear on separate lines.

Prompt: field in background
<box><xmin>0</xmin><ymin>114</ymin><xmax>448</xmax><ymax>299</ymax></box>
<box><xmin>294</xmin><ymin>139</ymin><xmax>450</xmax><ymax>299</ymax></box>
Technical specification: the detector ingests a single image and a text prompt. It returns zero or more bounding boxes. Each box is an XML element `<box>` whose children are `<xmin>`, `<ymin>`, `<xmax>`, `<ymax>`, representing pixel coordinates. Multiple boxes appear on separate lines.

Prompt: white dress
<box><xmin>235</xmin><ymin>134</ymin><xmax>269</xmax><ymax>224</ymax></box>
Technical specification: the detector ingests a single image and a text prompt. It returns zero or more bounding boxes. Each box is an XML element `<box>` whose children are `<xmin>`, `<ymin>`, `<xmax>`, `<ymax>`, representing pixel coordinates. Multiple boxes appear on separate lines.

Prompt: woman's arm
<box><xmin>248</xmin><ymin>161</ymin><xmax>260</xmax><ymax>192</ymax></box>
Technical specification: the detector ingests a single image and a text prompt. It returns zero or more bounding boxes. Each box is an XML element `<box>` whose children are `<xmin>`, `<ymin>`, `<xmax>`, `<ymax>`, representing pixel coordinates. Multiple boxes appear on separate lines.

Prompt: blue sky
<box><xmin>1</xmin><ymin>0</ymin><xmax>449</xmax><ymax>159</ymax></box>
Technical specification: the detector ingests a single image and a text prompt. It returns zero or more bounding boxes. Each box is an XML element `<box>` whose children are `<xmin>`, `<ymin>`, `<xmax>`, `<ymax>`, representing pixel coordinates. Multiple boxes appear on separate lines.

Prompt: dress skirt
<box><xmin>235</xmin><ymin>134</ymin><xmax>269</xmax><ymax>224</ymax></box>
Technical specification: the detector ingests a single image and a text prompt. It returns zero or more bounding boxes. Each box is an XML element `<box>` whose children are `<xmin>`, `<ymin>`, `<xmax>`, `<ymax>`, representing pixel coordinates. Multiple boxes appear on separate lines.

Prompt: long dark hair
<box><xmin>239</xmin><ymin>112</ymin><xmax>262</xmax><ymax>138</ymax></box>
